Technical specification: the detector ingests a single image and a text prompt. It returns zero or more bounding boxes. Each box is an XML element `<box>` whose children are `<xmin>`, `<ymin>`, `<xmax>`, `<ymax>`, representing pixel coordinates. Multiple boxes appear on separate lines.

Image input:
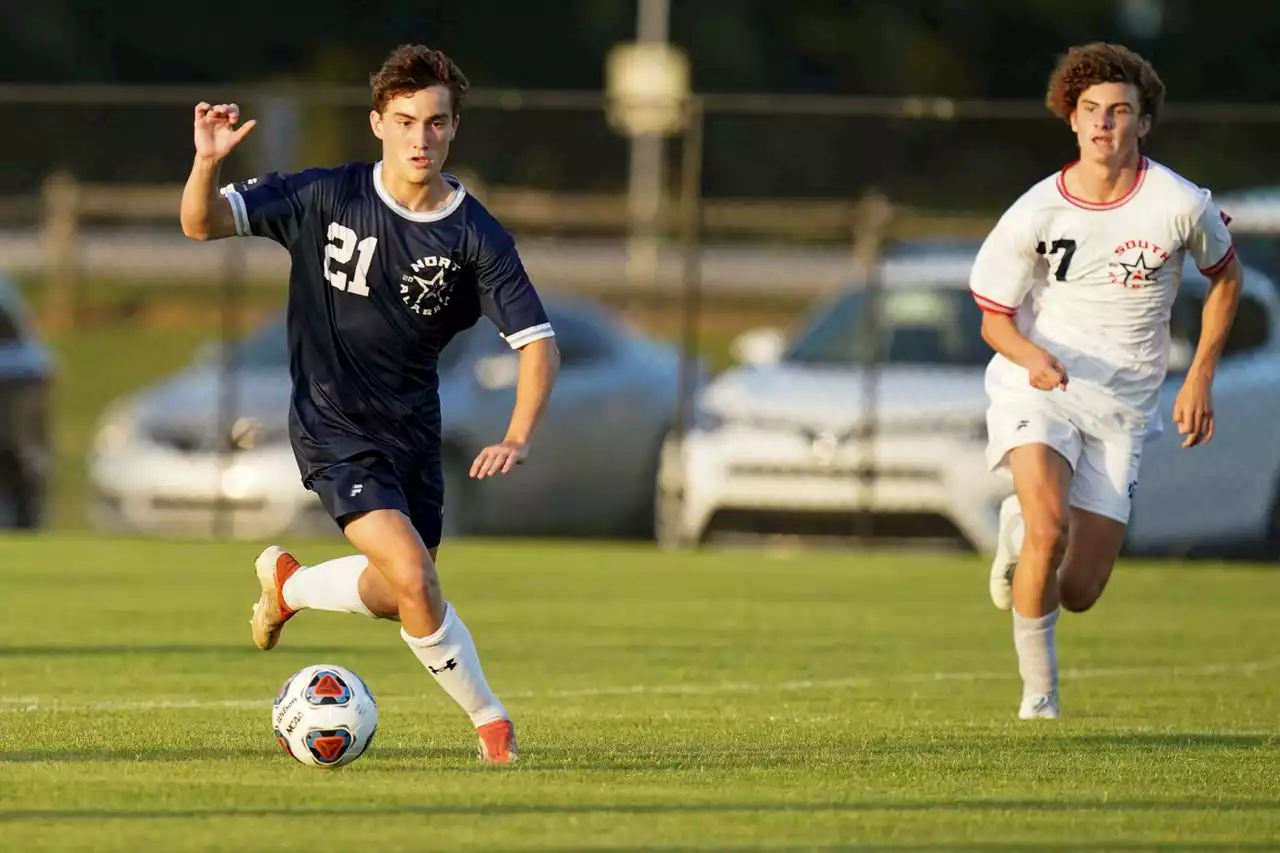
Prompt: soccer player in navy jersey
<box><xmin>179</xmin><ymin>44</ymin><xmax>560</xmax><ymax>763</ymax></box>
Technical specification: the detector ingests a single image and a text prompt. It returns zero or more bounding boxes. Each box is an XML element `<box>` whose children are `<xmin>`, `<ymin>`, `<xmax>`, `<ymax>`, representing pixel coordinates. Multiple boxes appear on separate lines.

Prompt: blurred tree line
<box><xmin>4</xmin><ymin>0</ymin><xmax>1278</xmax><ymax>209</ymax></box>
<box><xmin>7</xmin><ymin>0</ymin><xmax>1277</xmax><ymax>101</ymax></box>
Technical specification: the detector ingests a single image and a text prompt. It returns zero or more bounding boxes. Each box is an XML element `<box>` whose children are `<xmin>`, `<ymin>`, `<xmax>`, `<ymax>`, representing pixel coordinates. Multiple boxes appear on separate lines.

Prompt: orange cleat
<box><xmin>476</xmin><ymin>719</ymin><xmax>519</xmax><ymax>764</ymax></box>
<box><xmin>250</xmin><ymin>545</ymin><xmax>302</xmax><ymax>650</ymax></box>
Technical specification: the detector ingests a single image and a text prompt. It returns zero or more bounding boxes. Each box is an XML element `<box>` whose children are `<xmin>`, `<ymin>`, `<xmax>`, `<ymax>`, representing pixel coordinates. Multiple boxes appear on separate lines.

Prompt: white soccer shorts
<box><xmin>985</xmin><ymin>386</ymin><xmax>1144</xmax><ymax>524</ymax></box>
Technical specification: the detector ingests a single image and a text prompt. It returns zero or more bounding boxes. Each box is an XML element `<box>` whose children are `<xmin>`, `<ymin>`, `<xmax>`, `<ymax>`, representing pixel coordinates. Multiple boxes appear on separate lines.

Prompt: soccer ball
<box><xmin>272</xmin><ymin>664</ymin><xmax>378</xmax><ymax>768</ymax></box>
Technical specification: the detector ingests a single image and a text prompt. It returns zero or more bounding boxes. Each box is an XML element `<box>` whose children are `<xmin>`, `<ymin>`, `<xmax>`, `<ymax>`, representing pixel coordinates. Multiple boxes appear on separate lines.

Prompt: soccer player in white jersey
<box><xmin>969</xmin><ymin>43</ymin><xmax>1242</xmax><ymax>719</ymax></box>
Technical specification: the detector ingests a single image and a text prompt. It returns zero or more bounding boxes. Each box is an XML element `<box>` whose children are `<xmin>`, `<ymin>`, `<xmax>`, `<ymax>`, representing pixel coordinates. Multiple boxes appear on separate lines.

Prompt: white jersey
<box><xmin>969</xmin><ymin>156</ymin><xmax>1235</xmax><ymax>436</ymax></box>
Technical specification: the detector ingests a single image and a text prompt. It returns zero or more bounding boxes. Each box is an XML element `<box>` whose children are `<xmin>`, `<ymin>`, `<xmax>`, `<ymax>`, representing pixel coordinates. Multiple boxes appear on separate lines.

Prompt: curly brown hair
<box><xmin>370</xmin><ymin>44</ymin><xmax>470</xmax><ymax>116</ymax></box>
<box><xmin>1045</xmin><ymin>42</ymin><xmax>1166</xmax><ymax>126</ymax></box>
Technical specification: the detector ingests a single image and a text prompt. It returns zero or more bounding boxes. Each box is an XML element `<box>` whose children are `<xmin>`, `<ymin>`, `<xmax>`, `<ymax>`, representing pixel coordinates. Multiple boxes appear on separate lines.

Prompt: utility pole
<box><xmin>626</xmin><ymin>0</ymin><xmax>670</xmax><ymax>288</ymax></box>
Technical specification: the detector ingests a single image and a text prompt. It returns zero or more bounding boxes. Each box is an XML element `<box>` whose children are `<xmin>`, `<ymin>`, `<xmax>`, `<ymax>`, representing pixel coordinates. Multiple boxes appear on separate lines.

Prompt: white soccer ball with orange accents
<box><xmin>272</xmin><ymin>664</ymin><xmax>378</xmax><ymax>768</ymax></box>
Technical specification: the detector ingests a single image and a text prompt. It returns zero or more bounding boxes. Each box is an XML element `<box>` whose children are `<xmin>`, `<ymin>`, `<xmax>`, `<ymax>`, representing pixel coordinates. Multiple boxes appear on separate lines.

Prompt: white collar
<box><xmin>372</xmin><ymin>161</ymin><xmax>467</xmax><ymax>222</ymax></box>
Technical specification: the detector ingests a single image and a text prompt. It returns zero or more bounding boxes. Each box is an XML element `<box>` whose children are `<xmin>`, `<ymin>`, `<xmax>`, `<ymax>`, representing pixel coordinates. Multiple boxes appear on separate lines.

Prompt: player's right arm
<box><xmin>970</xmin><ymin>205</ymin><xmax>1068</xmax><ymax>391</ymax></box>
<box><xmin>182</xmin><ymin>102</ymin><xmax>327</xmax><ymax>247</ymax></box>
<box><xmin>180</xmin><ymin>103</ymin><xmax>256</xmax><ymax>241</ymax></box>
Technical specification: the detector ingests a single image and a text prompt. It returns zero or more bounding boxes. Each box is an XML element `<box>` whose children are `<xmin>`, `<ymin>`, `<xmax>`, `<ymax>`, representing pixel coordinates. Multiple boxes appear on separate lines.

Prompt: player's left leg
<box><xmin>1056</xmin><ymin>508</ymin><xmax>1127</xmax><ymax>613</ymax></box>
<box><xmin>399</xmin><ymin>466</ymin><xmax>518</xmax><ymax>763</ymax></box>
<box><xmin>1056</xmin><ymin>427</ymin><xmax>1142</xmax><ymax>613</ymax></box>
<box><xmin>344</xmin><ymin>506</ymin><xmax>517</xmax><ymax>763</ymax></box>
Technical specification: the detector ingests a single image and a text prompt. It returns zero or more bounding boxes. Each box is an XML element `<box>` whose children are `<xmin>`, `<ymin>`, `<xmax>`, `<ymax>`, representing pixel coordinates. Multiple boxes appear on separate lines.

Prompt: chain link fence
<box><xmin>2</xmin><ymin>84</ymin><xmax>1278</xmax><ymax>557</ymax></box>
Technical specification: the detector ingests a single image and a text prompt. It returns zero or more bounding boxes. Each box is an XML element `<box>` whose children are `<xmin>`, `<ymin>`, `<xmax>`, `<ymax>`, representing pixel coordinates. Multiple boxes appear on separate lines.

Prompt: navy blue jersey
<box><xmin>220</xmin><ymin>162</ymin><xmax>553</xmax><ymax>467</ymax></box>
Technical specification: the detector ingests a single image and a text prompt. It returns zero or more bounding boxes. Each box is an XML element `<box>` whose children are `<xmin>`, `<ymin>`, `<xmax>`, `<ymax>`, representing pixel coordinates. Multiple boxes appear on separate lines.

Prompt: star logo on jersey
<box><xmin>399</xmin><ymin>255</ymin><xmax>458</xmax><ymax>317</ymax></box>
<box><xmin>1116</xmin><ymin>252</ymin><xmax>1161</xmax><ymax>286</ymax></box>
<box><xmin>1109</xmin><ymin>239</ymin><xmax>1170</xmax><ymax>289</ymax></box>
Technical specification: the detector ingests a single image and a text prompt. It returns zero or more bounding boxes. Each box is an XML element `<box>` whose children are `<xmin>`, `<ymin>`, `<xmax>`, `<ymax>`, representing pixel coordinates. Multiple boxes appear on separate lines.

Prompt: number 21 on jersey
<box><xmin>324</xmin><ymin>222</ymin><xmax>377</xmax><ymax>296</ymax></box>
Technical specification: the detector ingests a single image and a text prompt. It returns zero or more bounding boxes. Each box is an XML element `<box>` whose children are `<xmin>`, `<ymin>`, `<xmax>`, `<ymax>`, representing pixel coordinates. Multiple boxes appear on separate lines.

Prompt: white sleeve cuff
<box><xmin>219</xmin><ymin>184</ymin><xmax>251</xmax><ymax>237</ymax></box>
<box><xmin>503</xmin><ymin>323</ymin><xmax>555</xmax><ymax>349</ymax></box>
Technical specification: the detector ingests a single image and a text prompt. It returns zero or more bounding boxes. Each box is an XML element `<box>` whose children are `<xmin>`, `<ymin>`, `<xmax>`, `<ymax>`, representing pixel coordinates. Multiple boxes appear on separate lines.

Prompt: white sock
<box><xmin>1013</xmin><ymin>607</ymin><xmax>1059</xmax><ymax>698</ymax></box>
<box><xmin>281</xmin><ymin>555</ymin><xmax>374</xmax><ymax>617</ymax></box>
<box><xmin>402</xmin><ymin>603</ymin><xmax>507</xmax><ymax>728</ymax></box>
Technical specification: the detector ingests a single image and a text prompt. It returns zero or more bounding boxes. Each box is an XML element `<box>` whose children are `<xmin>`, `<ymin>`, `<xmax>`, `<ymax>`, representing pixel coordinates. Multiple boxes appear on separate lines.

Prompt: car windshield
<box><xmin>784</xmin><ymin>286</ymin><xmax>989</xmax><ymax>367</ymax></box>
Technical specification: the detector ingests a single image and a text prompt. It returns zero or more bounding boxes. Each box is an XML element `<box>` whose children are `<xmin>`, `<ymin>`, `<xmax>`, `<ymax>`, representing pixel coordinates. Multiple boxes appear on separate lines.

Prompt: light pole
<box><xmin>608</xmin><ymin>0</ymin><xmax>687</xmax><ymax>289</ymax></box>
<box><xmin>605</xmin><ymin>33</ymin><xmax>699</xmax><ymax>549</ymax></box>
<box><xmin>628</xmin><ymin>0</ymin><xmax>667</xmax><ymax>290</ymax></box>
<box><xmin>605</xmin><ymin>36</ymin><xmax>696</xmax><ymax>411</ymax></box>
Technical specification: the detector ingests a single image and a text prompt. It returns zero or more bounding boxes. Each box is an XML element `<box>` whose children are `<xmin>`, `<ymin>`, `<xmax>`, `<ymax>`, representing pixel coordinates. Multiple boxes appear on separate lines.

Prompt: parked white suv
<box><xmin>659</xmin><ymin>248</ymin><xmax>1280</xmax><ymax>558</ymax></box>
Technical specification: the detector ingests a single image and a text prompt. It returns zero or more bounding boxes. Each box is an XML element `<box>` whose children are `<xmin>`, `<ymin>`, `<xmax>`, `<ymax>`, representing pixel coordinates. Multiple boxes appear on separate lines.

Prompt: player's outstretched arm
<box><xmin>1173</xmin><ymin>253</ymin><xmax>1243</xmax><ymax>447</ymax></box>
<box><xmin>1188</xmin><ymin>253</ymin><xmax>1243</xmax><ymax>379</ymax></box>
<box><xmin>980</xmin><ymin>312</ymin><xmax>1068</xmax><ymax>391</ymax></box>
<box><xmin>180</xmin><ymin>102</ymin><xmax>256</xmax><ymax>241</ymax></box>
<box><xmin>470</xmin><ymin>337</ymin><xmax>561</xmax><ymax>479</ymax></box>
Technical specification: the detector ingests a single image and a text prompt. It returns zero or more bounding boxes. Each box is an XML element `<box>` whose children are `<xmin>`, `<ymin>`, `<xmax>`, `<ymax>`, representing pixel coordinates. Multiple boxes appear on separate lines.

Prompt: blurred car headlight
<box><xmin>92</xmin><ymin>404</ymin><xmax>138</xmax><ymax>456</ymax></box>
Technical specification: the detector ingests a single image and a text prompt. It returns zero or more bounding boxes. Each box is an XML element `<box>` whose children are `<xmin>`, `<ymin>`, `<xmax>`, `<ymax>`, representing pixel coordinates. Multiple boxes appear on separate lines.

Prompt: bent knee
<box><xmin>1023</xmin><ymin>514</ymin><xmax>1068</xmax><ymax>557</ymax></box>
<box><xmin>1060</xmin><ymin>590</ymin><xmax>1099</xmax><ymax>613</ymax></box>
<box><xmin>1059</xmin><ymin>578</ymin><xmax>1102</xmax><ymax>612</ymax></box>
<box><xmin>378</xmin><ymin>550</ymin><xmax>441</xmax><ymax>603</ymax></box>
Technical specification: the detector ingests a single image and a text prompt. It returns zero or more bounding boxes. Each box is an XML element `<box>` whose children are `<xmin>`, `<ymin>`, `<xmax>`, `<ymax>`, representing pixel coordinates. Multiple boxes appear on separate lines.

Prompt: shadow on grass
<box><xmin>0</xmin><ymin>745</ymin><xmax>471</xmax><ymax>764</ymax></box>
<box><xmin>3</xmin><ymin>731</ymin><xmax>1275</xmax><ymax>767</ymax></box>
<box><xmin>0</xmin><ymin>644</ymin><xmax>388</xmax><ymax>658</ymax></box>
<box><xmin>1063</xmin><ymin>733</ymin><xmax>1276</xmax><ymax>749</ymax></box>
<box><xmin>2</xmin><ymin>798</ymin><xmax>1277</xmax><ymax>822</ymax></box>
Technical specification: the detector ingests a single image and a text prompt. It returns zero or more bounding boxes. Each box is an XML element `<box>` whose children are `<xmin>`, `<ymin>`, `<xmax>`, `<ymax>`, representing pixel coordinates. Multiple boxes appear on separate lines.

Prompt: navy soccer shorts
<box><xmin>306</xmin><ymin>449</ymin><xmax>446</xmax><ymax>549</ymax></box>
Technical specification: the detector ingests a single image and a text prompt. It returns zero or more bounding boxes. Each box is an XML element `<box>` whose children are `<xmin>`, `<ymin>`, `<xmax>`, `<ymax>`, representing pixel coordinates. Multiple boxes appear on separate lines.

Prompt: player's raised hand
<box><xmin>193</xmin><ymin>102</ymin><xmax>256</xmax><ymax>162</ymax></box>
<box><xmin>1172</xmin><ymin>374</ymin><xmax>1215</xmax><ymax>448</ymax></box>
<box><xmin>1026</xmin><ymin>349</ymin><xmax>1068</xmax><ymax>391</ymax></box>
<box><xmin>470</xmin><ymin>439</ymin><xmax>528</xmax><ymax>480</ymax></box>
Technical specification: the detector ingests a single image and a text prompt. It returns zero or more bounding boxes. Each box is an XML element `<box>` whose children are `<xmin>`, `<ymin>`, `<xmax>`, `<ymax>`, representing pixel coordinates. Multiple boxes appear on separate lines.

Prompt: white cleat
<box><xmin>989</xmin><ymin>495</ymin><xmax>1023</xmax><ymax>611</ymax></box>
<box><xmin>1019</xmin><ymin>691</ymin><xmax>1060</xmax><ymax>720</ymax></box>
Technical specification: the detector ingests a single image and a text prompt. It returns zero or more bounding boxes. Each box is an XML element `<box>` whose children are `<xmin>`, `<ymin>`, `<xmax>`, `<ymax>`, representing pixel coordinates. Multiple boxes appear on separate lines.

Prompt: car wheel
<box><xmin>1265</xmin><ymin>478</ymin><xmax>1280</xmax><ymax>560</ymax></box>
<box><xmin>654</xmin><ymin>434</ymin><xmax>695</xmax><ymax>550</ymax></box>
<box><xmin>0</xmin><ymin>478</ymin><xmax>20</xmax><ymax>529</ymax></box>
<box><xmin>0</xmin><ymin>452</ymin><xmax>32</xmax><ymax>529</ymax></box>
<box><xmin>623</xmin><ymin>431</ymin><xmax>667</xmax><ymax>540</ymax></box>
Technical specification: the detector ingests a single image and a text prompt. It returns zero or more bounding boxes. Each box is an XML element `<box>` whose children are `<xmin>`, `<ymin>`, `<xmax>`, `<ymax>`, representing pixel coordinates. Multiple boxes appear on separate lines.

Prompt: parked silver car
<box><xmin>89</xmin><ymin>296</ymin><xmax>685</xmax><ymax>541</ymax></box>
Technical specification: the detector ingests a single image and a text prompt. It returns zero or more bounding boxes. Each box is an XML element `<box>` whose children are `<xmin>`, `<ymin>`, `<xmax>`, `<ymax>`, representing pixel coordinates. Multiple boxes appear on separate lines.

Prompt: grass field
<box><xmin>1</xmin><ymin>535</ymin><xmax>1278</xmax><ymax>850</ymax></box>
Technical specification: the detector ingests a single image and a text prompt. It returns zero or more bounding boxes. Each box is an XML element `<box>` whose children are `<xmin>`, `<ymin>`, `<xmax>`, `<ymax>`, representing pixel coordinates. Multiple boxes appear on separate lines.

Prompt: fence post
<box><xmin>41</xmin><ymin>170</ymin><xmax>80</xmax><ymax>332</ymax></box>
<box><xmin>655</xmin><ymin>95</ymin><xmax>704</xmax><ymax>551</ymax></box>
<box><xmin>849</xmin><ymin>189</ymin><xmax>895</xmax><ymax>545</ymax></box>
<box><xmin>674</xmin><ymin>95</ymin><xmax>704</xmax><ymax>450</ymax></box>
<box><xmin>850</xmin><ymin>189</ymin><xmax>894</xmax><ymax>275</ymax></box>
